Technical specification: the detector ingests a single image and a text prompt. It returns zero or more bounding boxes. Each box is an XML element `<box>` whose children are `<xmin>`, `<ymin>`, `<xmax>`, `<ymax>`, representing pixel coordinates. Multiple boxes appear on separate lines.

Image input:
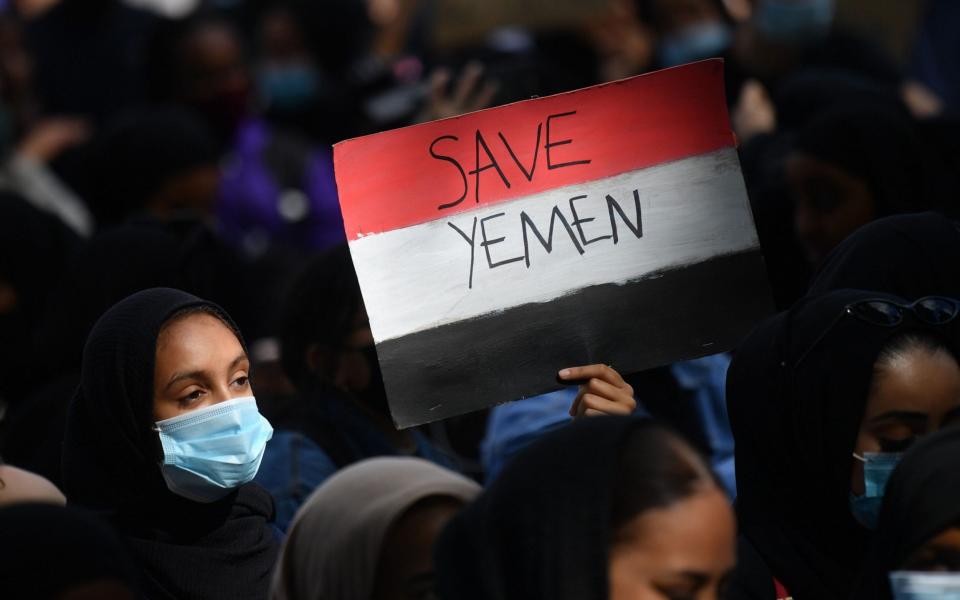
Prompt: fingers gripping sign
<box><xmin>558</xmin><ymin>364</ymin><xmax>636</xmax><ymax>418</ymax></box>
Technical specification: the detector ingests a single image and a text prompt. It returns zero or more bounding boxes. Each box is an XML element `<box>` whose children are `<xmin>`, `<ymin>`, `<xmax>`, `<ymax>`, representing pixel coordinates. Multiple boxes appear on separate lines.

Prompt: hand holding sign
<box><xmin>334</xmin><ymin>59</ymin><xmax>773</xmax><ymax>428</ymax></box>
<box><xmin>560</xmin><ymin>364</ymin><xmax>637</xmax><ymax>418</ymax></box>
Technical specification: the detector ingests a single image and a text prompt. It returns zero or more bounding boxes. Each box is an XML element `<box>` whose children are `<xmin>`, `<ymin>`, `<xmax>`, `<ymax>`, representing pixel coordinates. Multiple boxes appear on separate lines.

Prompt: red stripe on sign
<box><xmin>334</xmin><ymin>59</ymin><xmax>734</xmax><ymax>240</ymax></box>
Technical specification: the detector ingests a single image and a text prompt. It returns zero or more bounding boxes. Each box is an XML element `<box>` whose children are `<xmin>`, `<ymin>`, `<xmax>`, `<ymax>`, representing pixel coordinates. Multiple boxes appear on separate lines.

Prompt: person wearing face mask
<box><xmin>725</xmin><ymin>289</ymin><xmax>960</xmax><ymax>600</ymax></box>
<box><xmin>732</xmin><ymin>0</ymin><xmax>900</xmax><ymax>88</ymax></box>
<box><xmin>853</xmin><ymin>428</ymin><xmax>960</xmax><ymax>600</ymax></box>
<box><xmin>636</xmin><ymin>0</ymin><xmax>733</xmax><ymax>69</ymax></box>
<box><xmin>61</xmin><ymin>287</ymin><xmax>278</xmax><ymax>599</ymax></box>
<box><xmin>255</xmin><ymin>245</ymin><xmax>457</xmax><ymax>532</ymax></box>
<box><xmin>436</xmin><ymin>417</ymin><xmax>736</xmax><ymax>600</ymax></box>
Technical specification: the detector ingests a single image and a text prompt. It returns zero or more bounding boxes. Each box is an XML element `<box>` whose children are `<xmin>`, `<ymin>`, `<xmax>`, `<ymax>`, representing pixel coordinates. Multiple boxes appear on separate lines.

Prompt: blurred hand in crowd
<box><xmin>559</xmin><ymin>364</ymin><xmax>637</xmax><ymax>418</ymax></box>
<box><xmin>420</xmin><ymin>62</ymin><xmax>499</xmax><ymax>122</ymax></box>
<box><xmin>17</xmin><ymin>117</ymin><xmax>90</xmax><ymax>163</ymax></box>
<box><xmin>584</xmin><ymin>0</ymin><xmax>656</xmax><ymax>82</ymax></box>
<box><xmin>732</xmin><ymin>78</ymin><xmax>776</xmax><ymax>143</ymax></box>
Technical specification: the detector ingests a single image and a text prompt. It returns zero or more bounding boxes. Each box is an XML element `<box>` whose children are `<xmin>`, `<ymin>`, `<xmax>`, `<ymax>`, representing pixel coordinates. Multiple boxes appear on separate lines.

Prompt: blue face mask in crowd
<box><xmin>155</xmin><ymin>396</ymin><xmax>273</xmax><ymax>503</ymax></box>
<box><xmin>258</xmin><ymin>62</ymin><xmax>320</xmax><ymax>112</ymax></box>
<box><xmin>849</xmin><ymin>451</ymin><xmax>902</xmax><ymax>530</ymax></box>
<box><xmin>658</xmin><ymin>22</ymin><xmax>732</xmax><ymax>68</ymax></box>
<box><xmin>754</xmin><ymin>0</ymin><xmax>835</xmax><ymax>44</ymax></box>
<box><xmin>890</xmin><ymin>572</ymin><xmax>960</xmax><ymax>600</ymax></box>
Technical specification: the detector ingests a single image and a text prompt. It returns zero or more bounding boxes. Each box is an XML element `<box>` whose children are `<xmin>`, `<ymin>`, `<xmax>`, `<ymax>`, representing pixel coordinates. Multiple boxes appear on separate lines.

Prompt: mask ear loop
<box><xmin>852</xmin><ymin>452</ymin><xmax>866</xmax><ymax>463</ymax></box>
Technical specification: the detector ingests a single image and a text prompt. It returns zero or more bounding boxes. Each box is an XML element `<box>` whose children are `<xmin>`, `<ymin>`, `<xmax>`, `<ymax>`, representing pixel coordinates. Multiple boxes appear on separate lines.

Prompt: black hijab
<box><xmin>853</xmin><ymin>428</ymin><xmax>960</xmax><ymax>600</ymax></box>
<box><xmin>727</xmin><ymin>289</ymin><xmax>960</xmax><ymax>600</ymax></box>
<box><xmin>794</xmin><ymin>104</ymin><xmax>947</xmax><ymax>218</ymax></box>
<box><xmin>809</xmin><ymin>212</ymin><xmax>960</xmax><ymax>299</ymax></box>
<box><xmin>435</xmin><ymin>417</ymin><xmax>705</xmax><ymax>600</ymax></box>
<box><xmin>61</xmin><ymin>287</ymin><xmax>278</xmax><ymax>600</ymax></box>
<box><xmin>0</xmin><ymin>503</ymin><xmax>139</xmax><ymax>599</ymax></box>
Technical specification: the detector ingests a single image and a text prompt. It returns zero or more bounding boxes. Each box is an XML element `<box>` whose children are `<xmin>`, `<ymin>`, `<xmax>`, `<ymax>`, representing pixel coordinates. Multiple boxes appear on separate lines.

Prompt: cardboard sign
<box><xmin>334</xmin><ymin>60</ymin><xmax>773</xmax><ymax>428</ymax></box>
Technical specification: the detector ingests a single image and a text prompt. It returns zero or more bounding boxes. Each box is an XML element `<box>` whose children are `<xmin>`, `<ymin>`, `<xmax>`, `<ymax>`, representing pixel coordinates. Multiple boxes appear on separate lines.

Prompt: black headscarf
<box><xmin>61</xmin><ymin>287</ymin><xmax>278</xmax><ymax>600</ymax></box>
<box><xmin>727</xmin><ymin>289</ymin><xmax>960</xmax><ymax>599</ymax></box>
<box><xmin>853</xmin><ymin>428</ymin><xmax>960</xmax><ymax>600</ymax></box>
<box><xmin>794</xmin><ymin>104</ymin><xmax>947</xmax><ymax>218</ymax></box>
<box><xmin>0</xmin><ymin>191</ymin><xmax>79</xmax><ymax>403</ymax></box>
<box><xmin>435</xmin><ymin>417</ymin><xmax>695</xmax><ymax>600</ymax></box>
<box><xmin>0</xmin><ymin>503</ymin><xmax>139</xmax><ymax>599</ymax></box>
<box><xmin>809</xmin><ymin>212</ymin><xmax>960</xmax><ymax>299</ymax></box>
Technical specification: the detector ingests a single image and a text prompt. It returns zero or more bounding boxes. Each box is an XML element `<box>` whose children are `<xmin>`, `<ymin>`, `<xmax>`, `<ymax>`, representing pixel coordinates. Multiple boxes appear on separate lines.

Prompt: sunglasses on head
<box><xmin>794</xmin><ymin>296</ymin><xmax>960</xmax><ymax>368</ymax></box>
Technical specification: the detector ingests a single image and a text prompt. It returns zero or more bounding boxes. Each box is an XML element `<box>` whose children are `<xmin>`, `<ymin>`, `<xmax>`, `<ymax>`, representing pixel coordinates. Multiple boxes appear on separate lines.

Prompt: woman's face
<box><xmin>608</xmin><ymin>486</ymin><xmax>736</xmax><ymax>600</ymax></box>
<box><xmin>851</xmin><ymin>346</ymin><xmax>960</xmax><ymax>495</ymax></box>
<box><xmin>902</xmin><ymin>527</ymin><xmax>960</xmax><ymax>572</ymax></box>
<box><xmin>787</xmin><ymin>153</ymin><xmax>875</xmax><ymax>266</ymax></box>
<box><xmin>153</xmin><ymin>313</ymin><xmax>252</xmax><ymax>421</ymax></box>
<box><xmin>372</xmin><ymin>496</ymin><xmax>464</xmax><ymax>600</ymax></box>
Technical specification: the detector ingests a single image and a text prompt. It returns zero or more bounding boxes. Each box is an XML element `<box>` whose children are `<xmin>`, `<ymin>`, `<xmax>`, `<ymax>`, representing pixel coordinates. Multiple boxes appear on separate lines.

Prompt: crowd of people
<box><xmin>1</xmin><ymin>0</ymin><xmax>960</xmax><ymax>598</ymax></box>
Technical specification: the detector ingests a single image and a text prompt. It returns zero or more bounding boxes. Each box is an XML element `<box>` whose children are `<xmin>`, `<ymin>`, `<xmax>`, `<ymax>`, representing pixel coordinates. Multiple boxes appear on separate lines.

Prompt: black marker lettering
<box><xmin>469</xmin><ymin>131</ymin><xmax>511</xmax><ymax>204</ymax></box>
<box><xmin>607</xmin><ymin>189</ymin><xmax>643</xmax><ymax>244</ymax></box>
<box><xmin>545</xmin><ymin>111</ymin><xmax>591</xmax><ymax>170</ymax></box>
<box><xmin>521</xmin><ymin>206</ymin><xmax>585</xmax><ymax>268</ymax></box>
<box><xmin>430</xmin><ymin>135</ymin><xmax>468</xmax><ymax>211</ymax></box>
<box><xmin>498</xmin><ymin>123</ymin><xmax>541</xmax><ymax>182</ymax></box>
<box><xmin>569</xmin><ymin>194</ymin><xmax>611</xmax><ymax>247</ymax></box>
<box><xmin>448</xmin><ymin>217</ymin><xmax>478</xmax><ymax>289</ymax></box>
<box><xmin>480</xmin><ymin>212</ymin><xmax>524</xmax><ymax>269</ymax></box>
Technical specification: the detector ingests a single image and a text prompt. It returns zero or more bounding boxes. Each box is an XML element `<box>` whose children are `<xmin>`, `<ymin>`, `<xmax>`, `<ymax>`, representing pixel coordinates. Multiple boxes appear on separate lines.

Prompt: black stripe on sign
<box><xmin>377</xmin><ymin>249</ymin><xmax>773</xmax><ymax>428</ymax></box>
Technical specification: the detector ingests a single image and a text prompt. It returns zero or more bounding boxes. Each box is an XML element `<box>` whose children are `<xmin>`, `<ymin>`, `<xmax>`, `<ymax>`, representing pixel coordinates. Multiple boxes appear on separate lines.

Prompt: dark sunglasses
<box><xmin>794</xmin><ymin>296</ymin><xmax>960</xmax><ymax>368</ymax></box>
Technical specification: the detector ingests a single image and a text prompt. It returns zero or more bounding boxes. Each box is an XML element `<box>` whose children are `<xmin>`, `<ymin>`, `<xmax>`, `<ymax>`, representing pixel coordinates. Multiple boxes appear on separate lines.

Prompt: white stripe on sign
<box><xmin>350</xmin><ymin>147</ymin><xmax>758</xmax><ymax>343</ymax></box>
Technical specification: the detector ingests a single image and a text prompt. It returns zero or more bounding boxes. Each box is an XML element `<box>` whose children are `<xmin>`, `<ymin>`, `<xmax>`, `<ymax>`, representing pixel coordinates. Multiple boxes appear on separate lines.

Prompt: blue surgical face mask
<box><xmin>754</xmin><ymin>0</ymin><xmax>835</xmax><ymax>44</ymax></box>
<box><xmin>155</xmin><ymin>396</ymin><xmax>273</xmax><ymax>503</ymax></box>
<box><xmin>258</xmin><ymin>62</ymin><xmax>320</xmax><ymax>112</ymax></box>
<box><xmin>658</xmin><ymin>22</ymin><xmax>732</xmax><ymax>68</ymax></box>
<box><xmin>890</xmin><ymin>572</ymin><xmax>960</xmax><ymax>600</ymax></box>
<box><xmin>849</xmin><ymin>451</ymin><xmax>902</xmax><ymax>530</ymax></box>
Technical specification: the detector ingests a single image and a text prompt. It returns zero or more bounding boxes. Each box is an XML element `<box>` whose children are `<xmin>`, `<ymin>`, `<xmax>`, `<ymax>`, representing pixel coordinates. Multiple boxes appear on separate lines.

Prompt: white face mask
<box><xmin>890</xmin><ymin>572</ymin><xmax>960</xmax><ymax>600</ymax></box>
<box><xmin>154</xmin><ymin>396</ymin><xmax>274</xmax><ymax>503</ymax></box>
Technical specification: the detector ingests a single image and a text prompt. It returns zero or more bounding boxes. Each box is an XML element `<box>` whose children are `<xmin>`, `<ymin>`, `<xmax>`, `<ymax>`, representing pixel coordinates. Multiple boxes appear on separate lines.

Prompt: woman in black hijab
<box><xmin>853</xmin><ymin>428</ymin><xmax>960</xmax><ymax>600</ymax></box>
<box><xmin>786</xmin><ymin>104</ymin><xmax>948</xmax><ymax>266</ymax></box>
<box><xmin>726</xmin><ymin>289</ymin><xmax>960</xmax><ymax>600</ymax></box>
<box><xmin>61</xmin><ymin>287</ymin><xmax>278</xmax><ymax>599</ymax></box>
<box><xmin>435</xmin><ymin>417</ymin><xmax>736</xmax><ymax>600</ymax></box>
<box><xmin>808</xmin><ymin>212</ymin><xmax>960</xmax><ymax>299</ymax></box>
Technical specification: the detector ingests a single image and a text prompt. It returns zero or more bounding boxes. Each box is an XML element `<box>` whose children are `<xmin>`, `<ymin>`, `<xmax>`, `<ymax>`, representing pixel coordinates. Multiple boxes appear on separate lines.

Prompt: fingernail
<box><xmin>558</xmin><ymin>369</ymin><xmax>570</xmax><ymax>378</ymax></box>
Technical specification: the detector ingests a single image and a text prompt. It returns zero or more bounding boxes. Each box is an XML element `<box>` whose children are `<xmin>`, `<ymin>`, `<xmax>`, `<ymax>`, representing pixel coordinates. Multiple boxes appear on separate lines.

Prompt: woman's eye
<box><xmin>180</xmin><ymin>390</ymin><xmax>204</xmax><ymax>406</ymax></box>
<box><xmin>878</xmin><ymin>437</ymin><xmax>916</xmax><ymax>453</ymax></box>
<box><xmin>233</xmin><ymin>375</ymin><xmax>250</xmax><ymax>388</ymax></box>
<box><xmin>655</xmin><ymin>587</ymin><xmax>696</xmax><ymax>600</ymax></box>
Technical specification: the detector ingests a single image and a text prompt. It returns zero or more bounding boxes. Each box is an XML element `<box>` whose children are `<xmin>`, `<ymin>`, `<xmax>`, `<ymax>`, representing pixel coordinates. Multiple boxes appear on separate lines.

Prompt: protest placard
<box><xmin>334</xmin><ymin>59</ymin><xmax>773</xmax><ymax>428</ymax></box>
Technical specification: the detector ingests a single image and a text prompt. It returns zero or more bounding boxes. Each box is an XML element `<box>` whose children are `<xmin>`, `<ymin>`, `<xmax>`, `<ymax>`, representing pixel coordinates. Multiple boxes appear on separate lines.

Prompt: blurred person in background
<box><xmin>786</xmin><ymin>103</ymin><xmax>948</xmax><ymax>266</ymax></box>
<box><xmin>0</xmin><ymin>11</ymin><xmax>93</xmax><ymax>235</ymax></box>
<box><xmin>853</xmin><ymin>428</ymin><xmax>960</xmax><ymax>600</ymax></box>
<box><xmin>437</xmin><ymin>417</ymin><xmax>736</xmax><ymax>600</ymax></box>
<box><xmin>271</xmin><ymin>457</ymin><xmax>480</xmax><ymax>600</ymax></box>
<box><xmin>256</xmin><ymin>245</ymin><xmax>458</xmax><ymax>532</ymax></box>
<box><xmin>0</xmin><ymin>503</ymin><xmax>140</xmax><ymax>599</ymax></box>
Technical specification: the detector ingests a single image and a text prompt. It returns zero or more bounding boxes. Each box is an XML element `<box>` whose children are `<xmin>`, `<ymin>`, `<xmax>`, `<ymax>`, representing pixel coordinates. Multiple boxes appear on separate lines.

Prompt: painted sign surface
<box><xmin>334</xmin><ymin>60</ymin><xmax>772</xmax><ymax>428</ymax></box>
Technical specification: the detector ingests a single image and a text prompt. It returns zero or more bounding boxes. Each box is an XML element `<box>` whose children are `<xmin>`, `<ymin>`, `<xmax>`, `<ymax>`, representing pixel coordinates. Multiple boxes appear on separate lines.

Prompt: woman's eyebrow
<box><xmin>228</xmin><ymin>353</ymin><xmax>249</xmax><ymax>371</ymax></box>
<box><xmin>867</xmin><ymin>410</ymin><xmax>928</xmax><ymax>425</ymax></box>
<box><xmin>164</xmin><ymin>369</ymin><xmax>206</xmax><ymax>392</ymax></box>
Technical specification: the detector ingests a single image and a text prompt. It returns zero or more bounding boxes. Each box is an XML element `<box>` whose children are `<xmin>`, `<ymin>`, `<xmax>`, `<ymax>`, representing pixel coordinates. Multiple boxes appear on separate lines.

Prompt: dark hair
<box><xmin>609</xmin><ymin>424</ymin><xmax>716</xmax><ymax>545</ymax></box>
<box><xmin>872</xmin><ymin>332</ymin><xmax>959</xmax><ymax>388</ymax></box>
<box><xmin>279</xmin><ymin>245</ymin><xmax>364</xmax><ymax>386</ymax></box>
